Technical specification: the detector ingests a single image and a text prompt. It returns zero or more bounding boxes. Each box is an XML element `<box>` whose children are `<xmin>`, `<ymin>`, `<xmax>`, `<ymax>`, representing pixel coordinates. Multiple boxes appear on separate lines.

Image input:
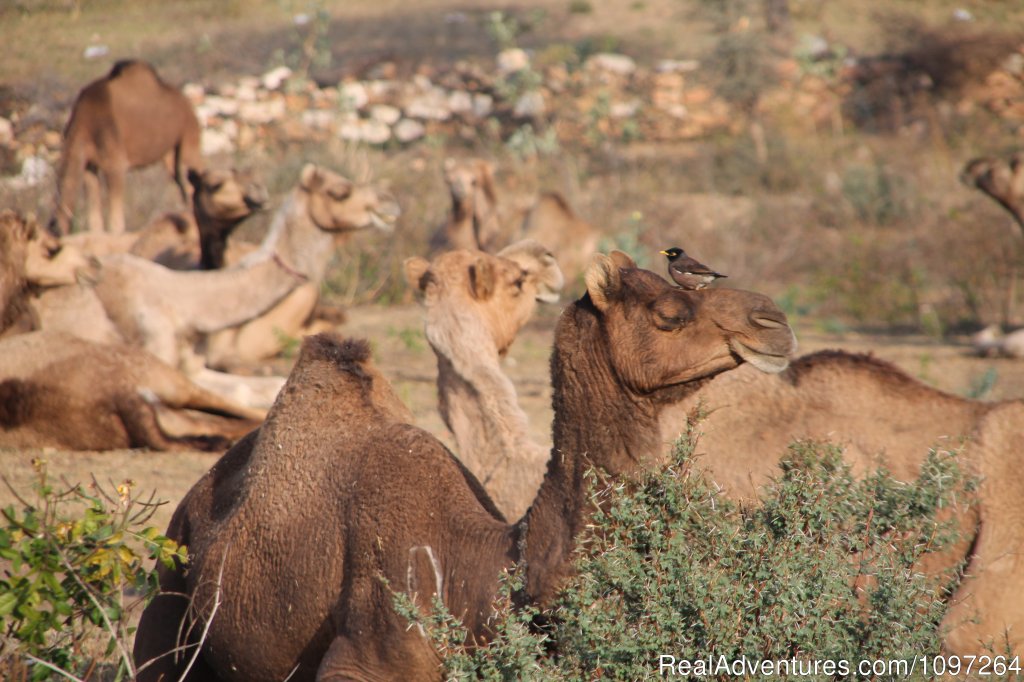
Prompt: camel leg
<box><xmin>116</xmin><ymin>393</ymin><xmax>229</xmax><ymax>452</ymax></box>
<box><xmin>223</xmin><ymin>283</ymin><xmax>321</xmax><ymax>365</ymax></box>
<box><xmin>52</xmin><ymin>153</ymin><xmax>85</xmax><ymax>235</ymax></box>
<box><xmin>105</xmin><ymin>161</ymin><xmax>128</xmax><ymax>234</ymax></box>
<box><xmin>85</xmin><ymin>170</ymin><xmax>105</xmax><ymax>234</ymax></box>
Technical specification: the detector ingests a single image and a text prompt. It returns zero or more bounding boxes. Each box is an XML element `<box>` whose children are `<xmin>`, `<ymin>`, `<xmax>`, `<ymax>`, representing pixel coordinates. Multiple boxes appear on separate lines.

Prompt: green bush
<box><xmin>0</xmin><ymin>460</ymin><xmax>185</xmax><ymax>681</ymax></box>
<box><xmin>407</xmin><ymin>423</ymin><xmax>975</xmax><ymax>680</ymax></box>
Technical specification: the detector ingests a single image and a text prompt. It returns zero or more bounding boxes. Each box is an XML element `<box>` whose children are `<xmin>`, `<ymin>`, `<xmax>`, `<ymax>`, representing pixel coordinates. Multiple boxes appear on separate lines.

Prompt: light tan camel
<box><xmin>405</xmin><ymin>240</ymin><xmax>564</xmax><ymax>519</ymax></box>
<box><xmin>51</xmin><ymin>60</ymin><xmax>203</xmax><ymax>235</ymax></box>
<box><xmin>91</xmin><ymin>163</ymin><xmax>398</xmax><ymax>371</ymax></box>
<box><xmin>0</xmin><ymin>331</ymin><xmax>262</xmax><ymax>452</ymax></box>
<box><xmin>659</xmin><ymin>349</ymin><xmax>1024</xmax><ymax>655</ymax></box>
<box><xmin>962</xmin><ymin>152</ymin><xmax>1024</xmax><ymax>233</ymax></box>
<box><xmin>133</xmin><ymin>252</ymin><xmax>797</xmax><ymax>681</ymax></box>
<box><xmin>521</xmin><ymin>191</ymin><xmax>600</xmax><ymax>286</ymax></box>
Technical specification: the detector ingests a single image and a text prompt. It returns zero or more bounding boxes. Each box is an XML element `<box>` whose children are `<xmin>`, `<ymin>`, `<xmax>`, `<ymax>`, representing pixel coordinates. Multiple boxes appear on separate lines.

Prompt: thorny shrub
<box><xmin>401</xmin><ymin>421</ymin><xmax>978</xmax><ymax>680</ymax></box>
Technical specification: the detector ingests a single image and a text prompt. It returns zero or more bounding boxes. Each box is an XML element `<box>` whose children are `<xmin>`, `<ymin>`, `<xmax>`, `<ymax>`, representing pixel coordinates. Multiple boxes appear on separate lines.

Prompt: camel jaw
<box><xmin>369</xmin><ymin>200</ymin><xmax>401</xmax><ymax>233</ymax></box>
<box><xmin>729</xmin><ymin>338</ymin><xmax>795</xmax><ymax>373</ymax></box>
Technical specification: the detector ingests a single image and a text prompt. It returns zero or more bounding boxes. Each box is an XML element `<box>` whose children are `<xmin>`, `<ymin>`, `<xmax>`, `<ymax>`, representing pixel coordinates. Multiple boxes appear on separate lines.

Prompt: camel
<box><xmin>405</xmin><ymin>240</ymin><xmax>564</xmax><ymax>519</ymax></box>
<box><xmin>0</xmin><ymin>331</ymin><xmax>262</xmax><ymax>452</ymax></box>
<box><xmin>50</xmin><ymin>60</ymin><xmax>203</xmax><ymax>236</ymax></box>
<box><xmin>132</xmin><ymin>251</ymin><xmax>797</xmax><ymax>681</ymax></box>
<box><xmin>972</xmin><ymin>323</ymin><xmax>1024</xmax><ymax>358</ymax></box>
<box><xmin>962</xmin><ymin>152</ymin><xmax>1024</xmax><ymax>233</ymax></box>
<box><xmin>658</xmin><ymin>349</ymin><xmax>1024</xmax><ymax>655</ymax></box>
<box><xmin>1</xmin><ymin>210</ymin><xmax>36</xmax><ymax>335</ymax></box>
<box><xmin>59</xmin><ymin>166</ymin><xmax>268</xmax><ymax>270</ymax></box>
<box><xmin>90</xmin><ymin>163</ymin><xmax>399</xmax><ymax>371</ymax></box>
<box><xmin>521</xmin><ymin>191</ymin><xmax>600</xmax><ymax>286</ymax></box>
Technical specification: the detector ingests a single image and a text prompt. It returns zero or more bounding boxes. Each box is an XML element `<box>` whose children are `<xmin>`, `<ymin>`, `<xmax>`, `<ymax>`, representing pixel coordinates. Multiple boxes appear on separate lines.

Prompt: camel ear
<box><xmin>403</xmin><ymin>257</ymin><xmax>431</xmax><ymax>292</ymax></box>
<box><xmin>585</xmin><ymin>253</ymin><xmax>620</xmax><ymax>311</ymax></box>
<box><xmin>468</xmin><ymin>258</ymin><xmax>496</xmax><ymax>300</ymax></box>
<box><xmin>609</xmin><ymin>250</ymin><xmax>636</xmax><ymax>270</ymax></box>
<box><xmin>300</xmin><ymin>163</ymin><xmax>322</xmax><ymax>192</ymax></box>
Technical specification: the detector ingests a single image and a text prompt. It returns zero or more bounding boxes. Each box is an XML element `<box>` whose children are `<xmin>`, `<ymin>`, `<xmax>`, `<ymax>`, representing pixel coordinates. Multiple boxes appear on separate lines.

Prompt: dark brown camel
<box><xmin>189</xmin><ymin>168</ymin><xmax>269</xmax><ymax>270</ymax></box>
<box><xmin>132</xmin><ymin>251</ymin><xmax>796</xmax><ymax>681</ymax></box>
<box><xmin>51</xmin><ymin>60</ymin><xmax>203</xmax><ymax>236</ymax></box>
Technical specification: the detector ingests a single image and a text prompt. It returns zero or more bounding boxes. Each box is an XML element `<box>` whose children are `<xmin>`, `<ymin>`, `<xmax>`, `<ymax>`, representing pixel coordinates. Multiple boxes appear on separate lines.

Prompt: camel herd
<box><xmin>2</xmin><ymin>60</ymin><xmax>1024</xmax><ymax>678</ymax></box>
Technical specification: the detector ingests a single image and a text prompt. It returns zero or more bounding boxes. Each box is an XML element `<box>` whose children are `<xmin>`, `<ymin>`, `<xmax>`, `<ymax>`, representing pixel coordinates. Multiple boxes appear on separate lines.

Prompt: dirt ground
<box><xmin>2</xmin><ymin>299</ymin><xmax>1021</xmax><ymax>535</ymax></box>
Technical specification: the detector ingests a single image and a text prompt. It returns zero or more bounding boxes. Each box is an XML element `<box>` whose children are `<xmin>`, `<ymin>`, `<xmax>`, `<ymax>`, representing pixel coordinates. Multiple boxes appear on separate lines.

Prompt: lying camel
<box><xmin>91</xmin><ymin>163</ymin><xmax>398</xmax><ymax>371</ymax></box>
<box><xmin>659</xmin><ymin>349</ymin><xmax>1024</xmax><ymax>655</ymax></box>
<box><xmin>961</xmin><ymin>152</ymin><xmax>1024</xmax><ymax>233</ymax></box>
<box><xmin>405</xmin><ymin>240</ymin><xmax>564</xmax><ymax>519</ymax></box>
<box><xmin>521</xmin><ymin>191</ymin><xmax>600</xmax><ymax>286</ymax></box>
<box><xmin>973</xmin><ymin>323</ymin><xmax>1024</xmax><ymax>358</ymax></box>
<box><xmin>51</xmin><ymin>60</ymin><xmax>203</xmax><ymax>235</ymax></box>
<box><xmin>133</xmin><ymin>251</ymin><xmax>797</xmax><ymax>681</ymax></box>
<box><xmin>59</xmin><ymin>166</ymin><xmax>268</xmax><ymax>270</ymax></box>
<box><xmin>0</xmin><ymin>331</ymin><xmax>262</xmax><ymax>452</ymax></box>
<box><xmin>1</xmin><ymin>210</ymin><xmax>36</xmax><ymax>335</ymax></box>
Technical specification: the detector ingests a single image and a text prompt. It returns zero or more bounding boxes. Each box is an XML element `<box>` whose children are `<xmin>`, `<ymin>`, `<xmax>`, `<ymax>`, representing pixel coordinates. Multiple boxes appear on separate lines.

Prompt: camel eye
<box><xmin>650</xmin><ymin>296</ymin><xmax>693</xmax><ymax>331</ymax></box>
<box><xmin>327</xmin><ymin>185</ymin><xmax>352</xmax><ymax>201</ymax></box>
<box><xmin>206</xmin><ymin>182</ymin><xmax>224</xmax><ymax>192</ymax></box>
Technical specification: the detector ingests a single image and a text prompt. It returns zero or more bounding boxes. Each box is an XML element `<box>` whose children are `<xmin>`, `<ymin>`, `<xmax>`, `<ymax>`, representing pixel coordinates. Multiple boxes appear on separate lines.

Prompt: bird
<box><xmin>660</xmin><ymin>247</ymin><xmax>727</xmax><ymax>290</ymax></box>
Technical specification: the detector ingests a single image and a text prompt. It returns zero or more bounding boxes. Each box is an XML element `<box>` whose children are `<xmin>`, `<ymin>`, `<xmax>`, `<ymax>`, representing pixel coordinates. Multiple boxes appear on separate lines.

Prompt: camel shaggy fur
<box><xmin>51</xmin><ymin>60</ymin><xmax>203</xmax><ymax>235</ymax></box>
<box><xmin>962</xmin><ymin>152</ymin><xmax>1024</xmax><ymax>233</ymax></box>
<box><xmin>0</xmin><ymin>331</ymin><xmax>262</xmax><ymax>452</ymax></box>
<box><xmin>660</xmin><ymin>350</ymin><xmax>1024</xmax><ymax>655</ymax></box>
<box><xmin>133</xmin><ymin>252</ymin><xmax>796</xmax><ymax>681</ymax></box>
<box><xmin>405</xmin><ymin>240</ymin><xmax>564</xmax><ymax>519</ymax></box>
<box><xmin>91</xmin><ymin>163</ymin><xmax>398</xmax><ymax>371</ymax></box>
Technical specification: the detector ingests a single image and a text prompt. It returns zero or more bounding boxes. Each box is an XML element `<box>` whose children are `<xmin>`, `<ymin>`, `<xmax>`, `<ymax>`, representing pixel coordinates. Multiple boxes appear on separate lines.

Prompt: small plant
<box><xmin>0</xmin><ymin>460</ymin><xmax>184</xmax><ymax>680</ymax></box>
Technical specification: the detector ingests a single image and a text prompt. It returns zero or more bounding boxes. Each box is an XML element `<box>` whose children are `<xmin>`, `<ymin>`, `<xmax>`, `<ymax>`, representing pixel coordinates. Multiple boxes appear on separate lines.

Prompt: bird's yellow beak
<box><xmin>659</xmin><ymin>250</ymin><xmax>670</xmax><ymax>256</ymax></box>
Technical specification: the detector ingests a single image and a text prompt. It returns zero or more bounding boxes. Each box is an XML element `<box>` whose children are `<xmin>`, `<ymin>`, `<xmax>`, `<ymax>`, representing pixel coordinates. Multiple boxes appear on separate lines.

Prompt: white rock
<box><xmin>235</xmin><ymin>78</ymin><xmax>260</xmax><ymax>102</ymax></box>
<box><xmin>513</xmin><ymin>90</ymin><xmax>546</xmax><ymax>119</ymax></box>
<box><xmin>473</xmin><ymin>93</ymin><xmax>494</xmax><ymax>118</ymax></box>
<box><xmin>338</xmin><ymin>118</ymin><xmax>391</xmax><ymax>145</ymax></box>
<box><xmin>203</xmin><ymin>95</ymin><xmax>240</xmax><ymax>117</ymax></box>
<box><xmin>339</xmin><ymin>82</ymin><xmax>369</xmax><ymax>110</ymax></box>
<box><xmin>610</xmin><ymin>99</ymin><xmax>641</xmax><ymax>119</ymax></box>
<box><xmin>19</xmin><ymin>155</ymin><xmax>50</xmax><ymax>186</ymax></box>
<box><xmin>0</xmin><ymin>117</ymin><xmax>13</xmax><ymax>146</ymax></box>
<box><xmin>181</xmin><ymin>82</ymin><xmax>205</xmax><ymax>104</ymax></box>
<box><xmin>83</xmin><ymin>45</ymin><xmax>109</xmax><ymax>60</ymax></box>
<box><xmin>369</xmin><ymin>104</ymin><xmax>402</xmax><ymax>125</ymax></box>
<box><xmin>393</xmin><ymin>118</ymin><xmax>425</xmax><ymax>143</ymax></box>
<box><xmin>585</xmin><ymin>53</ymin><xmax>636</xmax><ymax>76</ymax></box>
<box><xmin>405</xmin><ymin>89</ymin><xmax>451</xmax><ymax>121</ymax></box>
<box><xmin>262</xmin><ymin>66</ymin><xmax>293</xmax><ymax>90</ymax></box>
<box><xmin>302</xmin><ymin>109</ymin><xmax>336</xmax><ymax>131</ymax></box>
<box><xmin>201</xmin><ymin>129</ymin><xmax>234</xmax><ymax>155</ymax></box>
<box><xmin>366</xmin><ymin>80</ymin><xmax>400</xmax><ymax>100</ymax></box>
<box><xmin>656</xmin><ymin>59</ymin><xmax>700</xmax><ymax>73</ymax></box>
<box><xmin>238</xmin><ymin>98</ymin><xmax>286</xmax><ymax>125</ymax></box>
<box><xmin>497</xmin><ymin>48</ymin><xmax>530</xmax><ymax>74</ymax></box>
<box><xmin>447</xmin><ymin>90</ymin><xmax>474</xmax><ymax>115</ymax></box>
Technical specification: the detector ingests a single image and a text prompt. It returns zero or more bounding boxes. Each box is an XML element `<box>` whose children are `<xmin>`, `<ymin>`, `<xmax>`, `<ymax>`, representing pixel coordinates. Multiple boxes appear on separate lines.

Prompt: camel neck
<box><xmin>517</xmin><ymin>297</ymin><xmax>661</xmax><ymax>605</ymax></box>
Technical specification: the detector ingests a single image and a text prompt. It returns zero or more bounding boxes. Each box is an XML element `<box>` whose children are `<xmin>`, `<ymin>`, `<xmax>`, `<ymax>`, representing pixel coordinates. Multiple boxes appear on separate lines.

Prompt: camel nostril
<box><xmin>751</xmin><ymin>312</ymin><xmax>786</xmax><ymax>329</ymax></box>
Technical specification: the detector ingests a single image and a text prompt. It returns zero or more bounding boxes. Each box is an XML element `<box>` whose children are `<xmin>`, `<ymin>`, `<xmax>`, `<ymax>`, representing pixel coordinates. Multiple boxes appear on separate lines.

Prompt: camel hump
<box><xmin>0</xmin><ymin>379</ymin><xmax>38</xmax><ymax>426</ymax></box>
<box><xmin>108</xmin><ymin>59</ymin><xmax>142</xmax><ymax>79</ymax></box>
<box><xmin>300</xmin><ymin>333</ymin><xmax>371</xmax><ymax>371</ymax></box>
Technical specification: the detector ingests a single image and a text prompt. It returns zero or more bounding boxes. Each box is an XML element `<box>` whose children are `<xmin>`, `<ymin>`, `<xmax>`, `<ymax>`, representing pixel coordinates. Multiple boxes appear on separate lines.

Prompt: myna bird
<box><xmin>660</xmin><ymin>247</ymin><xmax>727</xmax><ymax>290</ymax></box>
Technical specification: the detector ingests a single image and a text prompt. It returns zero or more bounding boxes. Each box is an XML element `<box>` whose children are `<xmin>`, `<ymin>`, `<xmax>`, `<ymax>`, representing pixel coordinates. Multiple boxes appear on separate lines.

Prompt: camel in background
<box><xmin>89</xmin><ymin>163</ymin><xmax>398</xmax><ymax>372</ymax></box>
<box><xmin>962</xmin><ymin>151</ymin><xmax>1024</xmax><ymax>234</ymax></box>
<box><xmin>133</xmin><ymin>252</ymin><xmax>796</xmax><ymax>681</ymax></box>
<box><xmin>0</xmin><ymin>331</ymin><xmax>262</xmax><ymax>452</ymax></box>
<box><xmin>660</xmin><ymin>348</ymin><xmax>1024</xmax><ymax>655</ymax></box>
<box><xmin>405</xmin><ymin>240</ymin><xmax>564</xmax><ymax>519</ymax></box>
<box><xmin>50</xmin><ymin>60</ymin><xmax>203</xmax><ymax>236</ymax></box>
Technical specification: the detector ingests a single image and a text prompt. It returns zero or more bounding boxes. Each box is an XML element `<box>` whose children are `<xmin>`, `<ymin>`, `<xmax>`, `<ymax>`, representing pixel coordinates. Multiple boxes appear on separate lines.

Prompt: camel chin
<box><xmin>730</xmin><ymin>339</ymin><xmax>793</xmax><ymax>373</ymax></box>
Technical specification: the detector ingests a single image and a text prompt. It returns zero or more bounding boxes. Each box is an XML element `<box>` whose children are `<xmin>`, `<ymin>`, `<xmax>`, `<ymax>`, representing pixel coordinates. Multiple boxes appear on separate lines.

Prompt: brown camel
<box><xmin>91</xmin><ymin>163</ymin><xmax>398</xmax><ymax>371</ymax></box>
<box><xmin>0</xmin><ymin>331</ymin><xmax>262</xmax><ymax>452</ymax></box>
<box><xmin>51</xmin><ymin>60</ymin><xmax>203</xmax><ymax>236</ymax></box>
<box><xmin>405</xmin><ymin>240</ymin><xmax>564</xmax><ymax>519</ymax></box>
<box><xmin>521</xmin><ymin>191</ymin><xmax>600</xmax><ymax>286</ymax></box>
<box><xmin>59</xmin><ymin>166</ymin><xmax>268</xmax><ymax>270</ymax></box>
<box><xmin>133</xmin><ymin>251</ymin><xmax>796</xmax><ymax>681</ymax></box>
<box><xmin>0</xmin><ymin>210</ymin><xmax>36</xmax><ymax>335</ymax></box>
<box><xmin>659</xmin><ymin>350</ymin><xmax>1024</xmax><ymax>655</ymax></box>
<box><xmin>962</xmin><ymin>152</ymin><xmax>1024</xmax><ymax>233</ymax></box>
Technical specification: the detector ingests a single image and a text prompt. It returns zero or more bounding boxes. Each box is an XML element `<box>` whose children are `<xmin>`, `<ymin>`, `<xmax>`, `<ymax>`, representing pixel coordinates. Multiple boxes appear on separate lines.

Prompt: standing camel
<box><xmin>405</xmin><ymin>240</ymin><xmax>564</xmax><ymax>519</ymax></box>
<box><xmin>133</xmin><ymin>251</ymin><xmax>797</xmax><ymax>681</ymax></box>
<box><xmin>50</xmin><ymin>60</ymin><xmax>203</xmax><ymax>235</ymax></box>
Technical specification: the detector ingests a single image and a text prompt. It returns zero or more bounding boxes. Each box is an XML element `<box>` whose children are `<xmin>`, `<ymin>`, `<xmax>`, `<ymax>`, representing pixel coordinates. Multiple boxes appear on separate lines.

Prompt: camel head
<box><xmin>188</xmin><ymin>167</ymin><xmax>268</xmax><ymax>221</ymax></box>
<box><xmin>583</xmin><ymin>251</ymin><xmax>797</xmax><ymax>395</ymax></box>
<box><xmin>17</xmin><ymin>212</ymin><xmax>99</xmax><ymax>287</ymax></box>
<box><xmin>405</xmin><ymin>243</ymin><xmax>562</xmax><ymax>356</ymax></box>
<box><xmin>443</xmin><ymin>157</ymin><xmax>496</xmax><ymax>209</ymax></box>
<box><xmin>299</xmin><ymin>163</ymin><xmax>400</xmax><ymax>235</ymax></box>
<box><xmin>961</xmin><ymin>153</ymin><xmax>1024</xmax><ymax>227</ymax></box>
